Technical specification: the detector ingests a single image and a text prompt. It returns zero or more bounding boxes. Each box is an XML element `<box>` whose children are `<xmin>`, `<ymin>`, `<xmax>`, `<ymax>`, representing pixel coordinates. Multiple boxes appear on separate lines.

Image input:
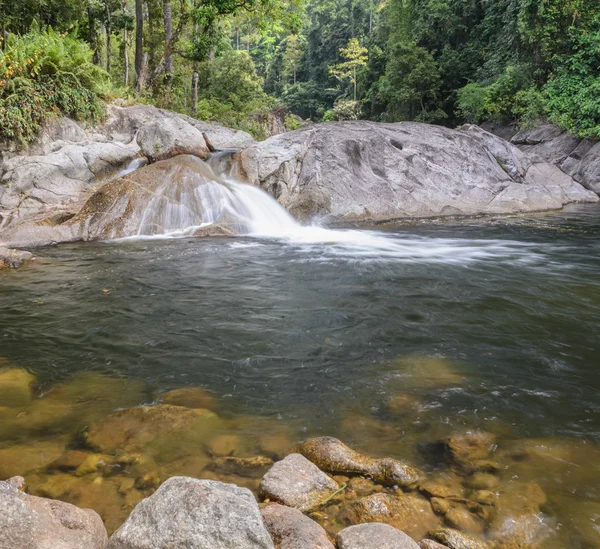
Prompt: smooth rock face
<box><xmin>137</xmin><ymin>117</ymin><xmax>209</xmax><ymax>162</ymax></box>
<box><xmin>259</xmin><ymin>453</ymin><xmax>339</xmax><ymax>511</ymax></box>
<box><xmin>108</xmin><ymin>477</ymin><xmax>274</xmax><ymax>549</ymax></box>
<box><xmin>261</xmin><ymin>503</ymin><xmax>335</xmax><ymax>549</ymax></box>
<box><xmin>236</xmin><ymin>121</ymin><xmax>598</xmax><ymax>222</ymax></box>
<box><xmin>0</xmin><ymin>479</ymin><xmax>108</xmax><ymax>549</ymax></box>
<box><xmin>336</xmin><ymin>523</ymin><xmax>420</xmax><ymax>549</ymax></box>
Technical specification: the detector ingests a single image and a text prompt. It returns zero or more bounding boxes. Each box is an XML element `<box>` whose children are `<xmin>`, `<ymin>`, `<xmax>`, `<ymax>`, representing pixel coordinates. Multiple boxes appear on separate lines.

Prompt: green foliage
<box><xmin>0</xmin><ymin>27</ymin><xmax>108</xmax><ymax>144</ymax></box>
<box><xmin>322</xmin><ymin>99</ymin><xmax>360</xmax><ymax>121</ymax></box>
<box><xmin>456</xmin><ymin>83</ymin><xmax>489</xmax><ymax>124</ymax></box>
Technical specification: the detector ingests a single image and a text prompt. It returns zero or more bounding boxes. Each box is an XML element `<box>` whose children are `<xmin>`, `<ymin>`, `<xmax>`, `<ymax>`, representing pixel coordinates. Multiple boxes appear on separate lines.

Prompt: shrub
<box><xmin>0</xmin><ymin>26</ymin><xmax>108</xmax><ymax>144</ymax></box>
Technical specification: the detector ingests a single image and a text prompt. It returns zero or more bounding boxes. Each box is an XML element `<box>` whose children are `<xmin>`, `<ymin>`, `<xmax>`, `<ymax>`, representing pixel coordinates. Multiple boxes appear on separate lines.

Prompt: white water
<box><xmin>124</xmin><ymin>154</ymin><xmax>549</xmax><ymax>265</ymax></box>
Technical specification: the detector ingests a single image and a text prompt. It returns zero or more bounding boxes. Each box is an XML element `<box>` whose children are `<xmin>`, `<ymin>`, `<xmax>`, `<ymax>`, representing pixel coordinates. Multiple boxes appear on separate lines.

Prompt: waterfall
<box><xmin>132</xmin><ymin>153</ymin><xmax>298</xmax><ymax>238</ymax></box>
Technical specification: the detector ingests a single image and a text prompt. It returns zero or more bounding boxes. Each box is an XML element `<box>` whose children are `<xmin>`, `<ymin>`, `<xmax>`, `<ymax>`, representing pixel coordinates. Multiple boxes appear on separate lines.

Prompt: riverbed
<box><xmin>1</xmin><ymin>204</ymin><xmax>599</xmax><ymax>545</ymax></box>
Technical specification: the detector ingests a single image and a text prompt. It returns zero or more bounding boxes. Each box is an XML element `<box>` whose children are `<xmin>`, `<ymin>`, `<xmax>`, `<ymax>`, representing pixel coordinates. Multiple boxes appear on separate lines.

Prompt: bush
<box><xmin>0</xmin><ymin>26</ymin><xmax>108</xmax><ymax>144</ymax></box>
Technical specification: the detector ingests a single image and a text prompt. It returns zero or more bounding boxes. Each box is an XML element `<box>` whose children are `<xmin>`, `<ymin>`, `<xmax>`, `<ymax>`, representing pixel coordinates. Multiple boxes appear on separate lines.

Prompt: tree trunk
<box><xmin>192</xmin><ymin>66</ymin><xmax>199</xmax><ymax>115</ymax></box>
<box><xmin>135</xmin><ymin>0</ymin><xmax>143</xmax><ymax>78</ymax></box>
<box><xmin>105</xmin><ymin>0</ymin><xmax>112</xmax><ymax>73</ymax></box>
<box><xmin>163</xmin><ymin>0</ymin><xmax>173</xmax><ymax>86</ymax></box>
<box><xmin>88</xmin><ymin>7</ymin><xmax>100</xmax><ymax>65</ymax></box>
<box><xmin>353</xmin><ymin>66</ymin><xmax>357</xmax><ymax>102</ymax></box>
<box><xmin>123</xmin><ymin>0</ymin><xmax>129</xmax><ymax>85</ymax></box>
<box><xmin>137</xmin><ymin>51</ymin><xmax>149</xmax><ymax>92</ymax></box>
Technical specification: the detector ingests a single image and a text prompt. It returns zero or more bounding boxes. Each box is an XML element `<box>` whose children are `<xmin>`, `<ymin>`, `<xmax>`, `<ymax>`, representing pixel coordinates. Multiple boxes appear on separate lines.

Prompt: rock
<box><xmin>419</xmin><ymin>540</ymin><xmax>450</xmax><ymax>549</ymax></box>
<box><xmin>5</xmin><ymin>476</ymin><xmax>26</xmax><ymax>491</ymax></box>
<box><xmin>561</xmin><ymin>140</ymin><xmax>600</xmax><ymax>194</ymax></box>
<box><xmin>444</xmin><ymin>432</ymin><xmax>497</xmax><ymax>472</ymax></box>
<box><xmin>464</xmin><ymin>473</ymin><xmax>499</xmax><ymax>491</ymax></box>
<box><xmin>427</xmin><ymin>527</ymin><xmax>488</xmax><ymax>549</ymax></box>
<box><xmin>0</xmin><ymin>478</ymin><xmax>108</xmax><ymax>548</ymax></box>
<box><xmin>347</xmin><ymin>493</ymin><xmax>440</xmax><ymax>540</ymax></box>
<box><xmin>389</xmin><ymin>355</ymin><xmax>464</xmax><ymax>389</ymax></box>
<box><xmin>236</xmin><ymin>122</ymin><xmax>598</xmax><ymax>223</ymax></box>
<box><xmin>444</xmin><ymin>507</ymin><xmax>485</xmax><ymax>536</ymax></box>
<box><xmin>207</xmin><ymin>434</ymin><xmax>240</xmax><ymax>456</ymax></box>
<box><xmin>137</xmin><ymin>117</ymin><xmax>209</xmax><ymax>162</ymax></box>
<box><xmin>261</xmin><ymin>503</ymin><xmax>335</xmax><ymax>549</ymax></box>
<box><xmin>75</xmin><ymin>454</ymin><xmax>115</xmax><ymax>477</ymax></box>
<box><xmin>346</xmin><ymin>477</ymin><xmax>382</xmax><ymax>498</ymax></box>
<box><xmin>470</xmin><ymin>490</ymin><xmax>496</xmax><ymax>506</ymax></box>
<box><xmin>259</xmin><ymin>453</ymin><xmax>339</xmax><ymax>512</ymax></box>
<box><xmin>159</xmin><ymin>386</ymin><xmax>216</xmax><ymax>410</ymax></box>
<box><xmin>491</xmin><ymin>513</ymin><xmax>556</xmax><ymax>549</ymax></box>
<box><xmin>178</xmin><ymin>115</ymin><xmax>255</xmax><ymax>150</ymax></box>
<box><xmin>49</xmin><ymin>450</ymin><xmax>94</xmax><ymax>472</ymax></box>
<box><xmin>108</xmin><ymin>476</ymin><xmax>274</xmax><ymax>549</ymax></box>
<box><xmin>386</xmin><ymin>394</ymin><xmax>422</xmax><ymax>416</ymax></box>
<box><xmin>336</xmin><ymin>523</ymin><xmax>420</xmax><ymax>549</ymax></box>
<box><xmin>259</xmin><ymin>434</ymin><xmax>294</xmax><ymax>459</ymax></box>
<box><xmin>430</xmin><ymin>497</ymin><xmax>451</xmax><ymax>515</ymax></box>
<box><xmin>210</xmin><ymin>455</ymin><xmax>274</xmax><ymax>477</ymax></box>
<box><xmin>84</xmin><ymin>404</ymin><xmax>222</xmax><ymax>462</ymax></box>
<box><xmin>298</xmin><ymin>437</ymin><xmax>422</xmax><ymax>488</ymax></box>
<box><xmin>0</xmin><ymin>439</ymin><xmax>67</xmax><ymax>479</ymax></box>
<box><xmin>420</xmin><ymin>477</ymin><xmax>463</xmax><ymax>499</ymax></box>
<box><xmin>0</xmin><ymin>368</ymin><xmax>35</xmax><ymax>406</ymax></box>
<box><xmin>0</xmin><ymin>247</ymin><xmax>33</xmax><ymax>269</ymax></box>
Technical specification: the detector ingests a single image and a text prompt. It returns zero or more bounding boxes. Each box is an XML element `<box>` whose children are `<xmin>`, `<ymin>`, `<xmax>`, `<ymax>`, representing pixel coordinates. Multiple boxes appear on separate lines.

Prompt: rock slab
<box><xmin>336</xmin><ymin>523</ymin><xmax>420</xmax><ymax>549</ymax></box>
<box><xmin>0</xmin><ymin>478</ymin><xmax>108</xmax><ymax>549</ymax></box>
<box><xmin>109</xmin><ymin>477</ymin><xmax>274</xmax><ymax>549</ymax></box>
<box><xmin>260</xmin><ymin>453</ymin><xmax>339</xmax><ymax>512</ymax></box>
<box><xmin>261</xmin><ymin>503</ymin><xmax>335</xmax><ymax>549</ymax></box>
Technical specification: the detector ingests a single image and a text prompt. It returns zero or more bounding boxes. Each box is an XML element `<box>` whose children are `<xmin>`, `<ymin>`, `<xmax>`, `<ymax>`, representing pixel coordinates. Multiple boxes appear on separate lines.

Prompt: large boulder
<box><xmin>108</xmin><ymin>477</ymin><xmax>274</xmax><ymax>549</ymax></box>
<box><xmin>336</xmin><ymin>523</ymin><xmax>420</xmax><ymax>549</ymax></box>
<box><xmin>0</xmin><ymin>478</ymin><xmax>108</xmax><ymax>549</ymax></box>
<box><xmin>137</xmin><ymin>117</ymin><xmax>209</xmax><ymax>162</ymax></box>
<box><xmin>236</xmin><ymin>121</ymin><xmax>598</xmax><ymax>222</ymax></box>
<box><xmin>261</xmin><ymin>503</ymin><xmax>335</xmax><ymax>549</ymax></box>
<box><xmin>259</xmin><ymin>453</ymin><xmax>339</xmax><ymax>512</ymax></box>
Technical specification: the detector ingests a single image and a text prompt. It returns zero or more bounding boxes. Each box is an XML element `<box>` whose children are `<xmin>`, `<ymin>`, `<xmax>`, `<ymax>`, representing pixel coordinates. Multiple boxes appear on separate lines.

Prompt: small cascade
<box><xmin>132</xmin><ymin>153</ymin><xmax>299</xmax><ymax>237</ymax></box>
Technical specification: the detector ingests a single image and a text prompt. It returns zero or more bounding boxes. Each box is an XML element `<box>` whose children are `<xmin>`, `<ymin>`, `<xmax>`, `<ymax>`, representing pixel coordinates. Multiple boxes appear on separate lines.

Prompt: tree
<box><xmin>281</xmin><ymin>34</ymin><xmax>303</xmax><ymax>85</ymax></box>
<box><xmin>329</xmin><ymin>37</ymin><xmax>368</xmax><ymax>102</ymax></box>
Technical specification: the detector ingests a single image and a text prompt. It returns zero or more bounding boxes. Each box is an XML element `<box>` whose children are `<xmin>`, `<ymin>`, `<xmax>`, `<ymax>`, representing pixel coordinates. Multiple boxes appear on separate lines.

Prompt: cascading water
<box><xmin>123</xmin><ymin>153</ymin><xmax>552</xmax><ymax>266</ymax></box>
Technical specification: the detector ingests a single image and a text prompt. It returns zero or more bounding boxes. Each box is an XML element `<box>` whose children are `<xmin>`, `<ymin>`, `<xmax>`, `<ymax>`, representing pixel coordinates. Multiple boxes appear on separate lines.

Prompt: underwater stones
<box><xmin>84</xmin><ymin>404</ymin><xmax>220</xmax><ymax>457</ymax></box>
<box><xmin>419</xmin><ymin>540</ymin><xmax>450</xmax><ymax>549</ymax></box>
<box><xmin>434</xmin><ymin>432</ymin><xmax>497</xmax><ymax>473</ymax></box>
<box><xmin>137</xmin><ymin>117</ymin><xmax>209</xmax><ymax>162</ymax></box>
<box><xmin>208</xmin><ymin>434</ymin><xmax>241</xmax><ymax>456</ymax></box>
<box><xmin>393</xmin><ymin>356</ymin><xmax>464</xmax><ymax>389</ymax></box>
<box><xmin>159</xmin><ymin>386</ymin><xmax>216</xmax><ymax>410</ymax></box>
<box><xmin>0</xmin><ymin>439</ymin><xmax>67</xmax><ymax>479</ymax></box>
<box><xmin>346</xmin><ymin>477</ymin><xmax>383</xmax><ymax>499</ymax></box>
<box><xmin>420</xmin><ymin>477</ymin><xmax>463</xmax><ymax>499</ymax></box>
<box><xmin>108</xmin><ymin>477</ymin><xmax>275</xmax><ymax>549</ymax></box>
<box><xmin>464</xmin><ymin>473</ymin><xmax>499</xmax><ymax>491</ymax></box>
<box><xmin>0</xmin><ymin>368</ymin><xmax>35</xmax><ymax>407</ymax></box>
<box><xmin>210</xmin><ymin>455</ymin><xmax>274</xmax><ymax>477</ymax></box>
<box><xmin>427</xmin><ymin>527</ymin><xmax>488</xmax><ymax>549</ymax></box>
<box><xmin>347</xmin><ymin>493</ymin><xmax>440</xmax><ymax>540</ymax></box>
<box><xmin>260</xmin><ymin>453</ymin><xmax>339</xmax><ymax>512</ymax></box>
<box><xmin>444</xmin><ymin>507</ymin><xmax>485</xmax><ymax>536</ymax></box>
<box><xmin>491</xmin><ymin>513</ymin><xmax>556</xmax><ymax>549</ymax></box>
<box><xmin>261</xmin><ymin>503</ymin><xmax>335</xmax><ymax>549</ymax></box>
<box><xmin>0</xmin><ymin>247</ymin><xmax>33</xmax><ymax>269</ymax></box>
<box><xmin>336</xmin><ymin>523</ymin><xmax>420</xmax><ymax>549</ymax></box>
<box><xmin>386</xmin><ymin>394</ymin><xmax>422</xmax><ymax>416</ymax></box>
<box><xmin>75</xmin><ymin>454</ymin><xmax>116</xmax><ymax>477</ymax></box>
<box><xmin>259</xmin><ymin>433</ymin><xmax>294</xmax><ymax>459</ymax></box>
<box><xmin>49</xmin><ymin>450</ymin><xmax>93</xmax><ymax>472</ymax></box>
<box><xmin>298</xmin><ymin>437</ymin><xmax>422</xmax><ymax>488</ymax></box>
<box><xmin>0</xmin><ymin>478</ymin><xmax>108</xmax><ymax>549</ymax></box>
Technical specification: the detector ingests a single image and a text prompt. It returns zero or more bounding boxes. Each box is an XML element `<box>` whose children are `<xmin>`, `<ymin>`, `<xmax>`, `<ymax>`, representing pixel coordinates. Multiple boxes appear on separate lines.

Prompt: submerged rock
<box><xmin>346</xmin><ymin>492</ymin><xmax>440</xmax><ymax>540</ymax></box>
<box><xmin>236</xmin><ymin>122</ymin><xmax>598</xmax><ymax>223</ymax></box>
<box><xmin>0</xmin><ymin>478</ymin><xmax>108</xmax><ymax>549</ymax></box>
<box><xmin>261</xmin><ymin>503</ymin><xmax>335</xmax><ymax>549</ymax></box>
<box><xmin>260</xmin><ymin>453</ymin><xmax>339</xmax><ymax>512</ymax></box>
<box><xmin>419</xmin><ymin>540</ymin><xmax>450</xmax><ymax>549</ymax></box>
<box><xmin>0</xmin><ymin>439</ymin><xmax>67</xmax><ymax>479</ymax></box>
<box><xmin>298</xmin><ymin>437</ymin><xmax>422</xmax><ymax>488</ymax></box>
<box><xmin>158</xmin><ymin>386</ymin><xmax>216</xmax><ymax>410</ymax></box>
<box><xmin>0</xmin><ymin>368</ymin><xmax>35</xmax><ymax>407</ymax></box>
<box><xmin>336</xmin><ymin>523</ymin><xmax>420</xmax><ymax>549</ymax></box>
<box><xmin>0</xmin><ymin>247</ymin><xmax>33</xmax><ymax>269</ymax></box>
<box><xmin>108</xmin><ymin>477</ymin><xmax>274</xmax><ymax>549</ymax></box>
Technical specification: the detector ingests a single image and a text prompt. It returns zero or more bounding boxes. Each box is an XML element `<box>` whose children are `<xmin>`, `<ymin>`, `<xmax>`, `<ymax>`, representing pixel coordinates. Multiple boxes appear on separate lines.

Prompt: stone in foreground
<box><xmin>259</xmin><ymin>453</ymin><xmax>339</xmax><ymax>512</ymax></box>
<box><xmin>261</xmin><ymin>503</ymin><xmax>335</xmax><ymax>549</ymax></box>
<box><xmin>336</xmin><ymin>523</ymin><xmax>420</xmax><ymax>549</ymax></box>
<box><xmin>0</xmin><ymin>247</ymin><xmax>33</xmax><ymax>269</ymax></box>
<box><xmin>0</xmin><ymin>479</ymin><xmax>108</xmax><ymax>549</ymax></box>
<box><xmin>419</xmin><ymin>540</ymin><xmax>450</xmax><ymax>549</ymax></box>
<box><xmin>109</xmin><ymin>477</ymin><xmax>274</xmax><ymax>549</ymax></box>
<box><xmin>427</xmin><ymin>528</ymin><xmax>488</xmax><ymax>549</ymax></box>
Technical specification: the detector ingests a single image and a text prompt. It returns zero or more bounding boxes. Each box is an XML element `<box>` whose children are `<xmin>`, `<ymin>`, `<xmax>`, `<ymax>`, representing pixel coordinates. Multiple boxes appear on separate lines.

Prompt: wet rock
<box><xmin>347</xmin><ymin>493</ymin><xmax>440</xmax><ymax>540</ymax></box>
<box><xmin>347</xmin><ymin>477</ymin><xmax>383</xmax><ymax>498</ymax></box>
<box><xmin>298</xmin><ymin>437</ymin><xmax>422</xmax><ymax>488</ymax></box>
<box><xmin>430</xmin><ymin>497</ymin><xmax>451</xmax><ymax>515</ymax></box>
<box><xmin>0</xmin><ymin>247</ymin><xmax>33</xmax><ymax>269</ymax></box>
<box><xmin>0</xmin><ymin>439</ymin><xmax>67</xmax><ymax>479</ymax></box>
<box><xmin>430</xmin><ymin>432</ymin><xmax>497</xmax><ymax>473</ymax></box>
<box><xmin>492</xmin><ymin>513</ymin><xmax>556</xmax><ymax>549</ymax></box>
<box><xmin>5</xmin><ymin>476</ymin><xmax>26</xmax><ymax>491</ymax></box>
<box><xmin>444</xmin><ymin>507</ymin><xmax>485</xmax><ymax>536</ymax></box>
<box><xmin>208</xmin><ymin>434</ymin><xmax>241</xmax><ymax>456</ymax></box>
<box><xmin>386</xmin><ymin>394</ymin><xmax>422</xmax><ymax>416</ymax></box>
<box><xmin>464</xmin><ymin>473</ymin><xmax>499</xmax><ymax>491</ymax></box>
<box><xmin>49</xmin><ymin>450</ymin><xmax>93</xmax><ymax>472</ymax></box>
<box><xmin>427</xmin><ymin>527</ymin><xmax>488</xmax><ymax>549</ymax></box>
<box><xmin>84</xmin><ymin>404</ymin><xmax>221</xmax><ymax>460</ymax></box>
<box><xmin>108</xmin><ymin>476</ymin><xmax>274</xmax><ymax>549</ymax></box>
<box><xmin>470</xmin><ymin>490</ymin><xmax>496</xmax><ymax>506</ymax></box>
<box><xmin>419</xmin><ymin>540</ymin><xmax>450</xmax><ymax>549</ymax></box>
<box><xmin>336</xmin><ymin>523</ymin><xmax>420</xmax><ymax>549</ymax></box>
<box><xmin>159</xmin><ymin>386</ymin><xmax>216</xmax><ymax>410</ymax></box>
<box><xmin>75</xmin><ymin>453</ymin><xmax>115</xmax><ymax>477</ymax></box>
<box><xmin>0</xmin><ymin>478</ymin><xmax>108</xmax><ymax>548</ymax></box>
<box><xmin>0</xmin><ymin>367</ymin><xmax>35</xmax><ymax>407</ymax></box>
<box><xmin>260</xmin><ymin>453</ymin><xmax>339</xmax><ymax>512</ymax></box>
<box><xmin>261</xmin><ymin>503</ymin><xmax>335</xmax><ymax>549</ymax></box>
<box><xmin>420</xmin><ymin>477</ymin><xmax>463</xmax><ymax>499</ymax></box>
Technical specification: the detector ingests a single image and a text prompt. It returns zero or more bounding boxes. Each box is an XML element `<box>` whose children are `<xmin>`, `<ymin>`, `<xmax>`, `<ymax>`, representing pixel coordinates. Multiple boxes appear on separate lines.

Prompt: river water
<box><xmin>1</xmin><ymin>202</ymin><xmax>600</xmax><ymax>545</ymax></box>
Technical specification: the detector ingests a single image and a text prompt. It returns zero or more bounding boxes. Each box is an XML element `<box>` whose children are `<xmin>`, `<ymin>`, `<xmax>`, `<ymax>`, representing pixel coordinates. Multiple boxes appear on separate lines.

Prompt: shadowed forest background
<box><xmin>1</xmin><ymin>0</ymin><xmax>599</xmax><ymax>142</ymax></box>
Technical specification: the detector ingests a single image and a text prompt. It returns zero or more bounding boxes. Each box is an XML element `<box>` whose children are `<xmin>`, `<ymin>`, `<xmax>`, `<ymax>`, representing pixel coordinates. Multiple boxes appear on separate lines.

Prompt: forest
<box><xmin>1</xmin><ymin>0</ymin><xmax>599</xmax><ymax>142</ymax></box>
